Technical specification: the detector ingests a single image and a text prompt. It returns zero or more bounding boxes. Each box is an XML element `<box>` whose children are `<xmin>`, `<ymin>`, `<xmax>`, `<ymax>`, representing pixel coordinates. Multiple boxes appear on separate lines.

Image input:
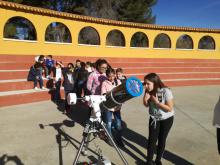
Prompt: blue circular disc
<box><xmin>125</xmin><ymin>77</ymin><xmax>143</xmax><ymax>97</ymax></box>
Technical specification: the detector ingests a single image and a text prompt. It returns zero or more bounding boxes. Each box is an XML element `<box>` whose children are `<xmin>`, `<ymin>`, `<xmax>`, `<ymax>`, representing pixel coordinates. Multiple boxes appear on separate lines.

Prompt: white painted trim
<box><xmin>44</xmin><ymin>41</ymin><xmax>72</xmax><ymax>45</ymax></box>
<box><xmin>0</xmin><ymin>79</ymin><xmax>26</xmax><ymax>83</ymax></box>
<box><xmin>78</xmin><ymin>43</ymin><xmax>100</xmax><ymax>47</ymax></box>
<box><xmin>106</xmin><ymin>45</ymin><xmax>126</xmax><ymax>48</ymax></box>
<box><xmin>3</xmin><ymin>38</ymin><xmax>37</xmax><ymax>43</ymax></box>
<box><xmin>197</xmin><ymin>48</ymin><xmax>216</xmax><ymax>51</ymax></box>
<box><xmin>130</xmin><ymin>47</ymin><xmax>149</xmax><ymax>50</ymax></box>
<box><xmin>0</xmin><ymin>70</ymin><xmax>28</xmax><ymax>72</ymax></box>
<box><xmin>175</xmin><ymin>48</ymin><xmax>194</xmax><ymax>51</ymax></box>
<box><xmin>153</xmin><ymin>48</ymin><xmax>172</xmax><ymax>50</ymax></box>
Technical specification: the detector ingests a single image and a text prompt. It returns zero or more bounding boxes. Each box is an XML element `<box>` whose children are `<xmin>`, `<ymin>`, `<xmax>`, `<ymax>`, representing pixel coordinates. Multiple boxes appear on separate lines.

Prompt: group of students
<box><xmin>28</xmin><ymin>56</ymin><xmax>175</xmax><ymax>165</ymax></box>
<box><xmin>77</xmin><ymin>58</ymin><xmax>174</xmax><ymax>165</ymax></box>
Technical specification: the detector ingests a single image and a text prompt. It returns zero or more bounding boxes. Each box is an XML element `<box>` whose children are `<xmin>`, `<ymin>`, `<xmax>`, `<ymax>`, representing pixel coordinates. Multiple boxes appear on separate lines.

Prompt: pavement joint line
<box><xmin>174</xmin><ymin>105</ymin><xmax>215</xmax><ymax>138</ymax></box>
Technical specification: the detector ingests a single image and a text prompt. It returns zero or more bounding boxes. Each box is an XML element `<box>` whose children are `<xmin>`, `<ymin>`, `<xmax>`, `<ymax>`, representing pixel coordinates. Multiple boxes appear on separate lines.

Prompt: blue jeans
<box><xmin>104</xmin><ymin>110</ymin><xmax>122</xmax><ymax>136</ymax></box>
<box><xmin>34</xmin><ymin>76</ymin><xmax>43</xmax><ymax>88</ymax></box>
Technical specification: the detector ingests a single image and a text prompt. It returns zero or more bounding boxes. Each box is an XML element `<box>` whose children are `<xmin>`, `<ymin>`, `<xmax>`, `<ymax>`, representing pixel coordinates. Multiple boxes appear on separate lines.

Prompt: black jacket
<box><xmin>62</xmin><ymin>68</ymin><xmax>76</xmax><ymax>91</ymax></box>
<box><xmin>27</xmin><ymin>66</ymin><xmax>41</xmax><ymax>81</ymax></box>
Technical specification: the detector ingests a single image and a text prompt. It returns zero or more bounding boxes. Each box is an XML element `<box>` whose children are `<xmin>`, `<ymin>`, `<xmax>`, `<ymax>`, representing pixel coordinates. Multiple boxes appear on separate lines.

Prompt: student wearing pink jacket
<box><xmin>101</xmin><ymin>68</ymin><xmax>124</xmax><ymax>147</ymax></box>
<box><xmin>86</xmin><ymin>59</ymin><xmax>108</xmax><ymax>95</ymax></box>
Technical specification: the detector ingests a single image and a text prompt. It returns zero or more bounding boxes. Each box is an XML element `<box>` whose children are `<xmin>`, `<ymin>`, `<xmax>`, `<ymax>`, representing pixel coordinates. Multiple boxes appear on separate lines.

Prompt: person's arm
<box><xmin>101</xmin><ymin>81</ymin><xmax>107</xmax><ymax>95</ymax></box>
<box><xmin>87</xmin><ymin>73</ymin><xmax>94</xmax><ymax>93</ymax></box>
<box><xmin>143</xmin><ymin>91</ymin><xmax>150</xmax><ymax>107</ymax></box>
<box><xmin>150</xmin><ymin>90</ymin><xmax>174</xmax><ymax>112</ymax></box>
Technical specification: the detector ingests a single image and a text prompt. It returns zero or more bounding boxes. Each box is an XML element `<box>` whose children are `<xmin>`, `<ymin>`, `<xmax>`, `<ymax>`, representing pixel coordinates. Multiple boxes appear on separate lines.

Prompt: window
<box><xmin>4</xmin><ymin>16</ymin><xmax>37</xmax><ymax>40</ymax></box>
<box><xmin>106</xmin><ymin>30</ymin><xmax>125</xmax><ymax>47</ymax></box>
<box><xmin>78</xmin><ymin>26</ymin><xmax>100</xmax><ymax>45</ymax></box>
<box><xmin>198</xmin><ymin>36</ymin><xmax>215</xmax><ymax>50</ymax></box>
<box><xmin>176</xmin><ymin>35</ymin><xmax>193</xmax><ymax>49</ymax></box>
<box><xmin>154</xmin><ymin>33</ymin><xmax>171</xmax><ymax>48</ymax></box>
<box><xmin>45</xmin><ymin>22</ymin><xmax>71</xmax><ymax>43</ymax></box>
<box><xmin>130</xmin><ymin>32</ymin><xmax>149</xmax><ymax>48</ymax></box>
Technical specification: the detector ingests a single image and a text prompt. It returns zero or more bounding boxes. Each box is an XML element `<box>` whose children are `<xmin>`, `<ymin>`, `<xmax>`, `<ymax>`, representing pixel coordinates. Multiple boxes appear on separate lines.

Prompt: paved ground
<box><xmin>0</xmin><ymin>85</ymin><xmax>220</xmax><ymax>165</ymax></box>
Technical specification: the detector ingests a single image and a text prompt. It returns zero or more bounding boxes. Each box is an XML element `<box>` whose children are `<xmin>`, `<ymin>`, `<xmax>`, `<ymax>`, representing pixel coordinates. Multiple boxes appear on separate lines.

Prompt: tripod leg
<box><xmin>73</xmin><ymin>136</ymin><xmax>86</xmax><ymax>165</ymax></box>
<box><xmin>81</xmin><ymin>133</ymin><xmax>91</xmax><ymax>156</ymax></box>
<box><xmin>73</xmin><ymin>121</ymin><xmax>94</xmax><ymax>165</ymax></box>
<box><xmin>100</xmin><ymin>122</ymin><xmax>128</xmax><ymax>165</ymax></box>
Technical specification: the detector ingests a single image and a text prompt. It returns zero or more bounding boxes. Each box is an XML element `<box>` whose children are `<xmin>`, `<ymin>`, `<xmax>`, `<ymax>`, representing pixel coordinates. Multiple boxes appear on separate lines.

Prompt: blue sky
<box><xmin>152</xmin><ymin>0</ymin><xmax>220</xmax><ymax>29</ymax></box>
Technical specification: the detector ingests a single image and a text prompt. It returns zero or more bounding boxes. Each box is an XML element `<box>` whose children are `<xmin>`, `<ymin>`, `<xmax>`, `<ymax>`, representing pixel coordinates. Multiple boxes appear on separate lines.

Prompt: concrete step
<box><xmin>124</xmin><ymin>67</ymin><xmax>220</xmax><ymax>74</ymax></box>
<box><xmin>1</xmin><ymin>54</ymin><xmax>220</xmax><ymax>63</ymax></box>
<box><xmin>0</xmin><ymin>79</ymin><xmax>54</xmax><ymax>92</ymax></box>
<box><xmin>0</xmin><ymin>70</ymin><xmax>28</xmax><ymax>80</ymax></box>
<box><xmin>0</xmin><ymin>88</ymin><xmax>65</xmax><ymax>107</ymax></box>
<box><xmin>2</xmin><ymin>67</ymin><xmax>220</xmax><ymax>80</ymax></box>
<box><xmin>128</xmin><ymin>72</ymin><xmax>220</xmax><ymax>80</ymax></box>
<box><xmin>0</xmin><ymin>78</ymin><xmax>219</xmax><ymax>107</ymax></box>
<box><xmin>1</xmin><ymin>61</ymin><xmax>220</xmax><ymax>70</ymax></box>
<box><xmin>1</xmin><ymin>55</ymin><xmax>220</xmax><ymax>107</ymax></box>
<box><xmin>1</xmin><ymin>72</ymin><xmax>220</xmax><ymax>92</ymax></box>
<box><xmin>165</xmin><ymin>79</ymin><xmax>220</xmax><ymax>87</ymax></box>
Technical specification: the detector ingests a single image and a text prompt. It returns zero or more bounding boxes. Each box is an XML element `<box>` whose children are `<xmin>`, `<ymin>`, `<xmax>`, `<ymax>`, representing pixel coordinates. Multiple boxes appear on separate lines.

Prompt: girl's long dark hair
<box><xmin>95</xmin><ymin>59</ymin><xmax>112</xmax><ymax>70</ymax></box>
<box><xmin>106</xmin><ymin>68</ymin><xmax>115</xmax><ymax>76</ymax></box>
<box><xmin>144</xmin><ymin>73</ymin><xmax>167</xmax><ymax>96</ymax></box>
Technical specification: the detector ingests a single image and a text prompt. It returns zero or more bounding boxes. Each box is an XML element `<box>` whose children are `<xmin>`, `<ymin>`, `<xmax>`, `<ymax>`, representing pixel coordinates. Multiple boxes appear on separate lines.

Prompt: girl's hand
<box><xmin>144</xmin><ymin>92</ymin><xmax>151</xmax><ymax>102</ymax></box>
<box><xmin>143</xmin><ymin>92</ymin><xmax>150</xmax><ymax>107</ymax></box>
<box><xmin>150</xmin><ymin>95</ymin><xmax>159</xmax><ymax>104</ymax></box>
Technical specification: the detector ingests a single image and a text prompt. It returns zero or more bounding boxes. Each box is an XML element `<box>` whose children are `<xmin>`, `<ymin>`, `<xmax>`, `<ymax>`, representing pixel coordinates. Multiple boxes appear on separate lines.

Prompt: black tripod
<box><xmin>73</xmin><ymin>117</ymin><xmax>128</xmax><ymax>165</ymax></box>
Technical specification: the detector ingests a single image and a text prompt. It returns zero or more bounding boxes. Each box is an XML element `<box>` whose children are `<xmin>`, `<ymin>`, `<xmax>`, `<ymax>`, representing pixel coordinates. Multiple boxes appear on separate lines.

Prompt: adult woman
<box><xmin>143</xmin><ymin>73</ymin><xmax>174</xmax><ymax>165</ymax></box>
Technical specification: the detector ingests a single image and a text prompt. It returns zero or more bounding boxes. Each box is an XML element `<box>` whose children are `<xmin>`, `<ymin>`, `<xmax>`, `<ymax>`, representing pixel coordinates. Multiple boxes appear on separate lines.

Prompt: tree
<box><xmin>4</xmin><ymin>0</ymin><xmax>157</xmax><ymax>44</ymax></box>
<box><xmin>4</xmin><ymin>0</ymin><xmax>157</xmax><ymax>24</ymax></box>
<box><xmin>117</xmin><ymin>0</ymin><xmax>157</xmax><ymax>24</ymax></box>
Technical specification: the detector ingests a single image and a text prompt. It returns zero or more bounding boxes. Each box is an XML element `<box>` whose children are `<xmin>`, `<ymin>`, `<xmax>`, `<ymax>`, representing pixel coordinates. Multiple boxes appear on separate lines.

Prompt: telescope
<box><xmin>67</xmin><ymin>77</ymin><xmax>143</xmax><ymax>165</ymax></box>
<box><xmin>67</xmin><ymin>76</ymin><xmax>143</xmax><ymax>115</ymax></box>
<box><xmin>101</xmin><ymin>76</ymin><xmax>143</xmax><ymax>109</ymax></box>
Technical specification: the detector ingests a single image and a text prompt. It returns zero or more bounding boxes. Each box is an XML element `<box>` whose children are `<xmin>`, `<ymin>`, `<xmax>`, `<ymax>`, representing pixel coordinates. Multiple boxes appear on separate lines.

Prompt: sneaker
<box><xmin>41</xmin><ymin>87</ymin><xmax>47</xmax><ymax>90</ymax></box>
<box><xmin>34</xmin><ymin>87</ymin><xmax>39</xmax><ymax>90</ymax></box>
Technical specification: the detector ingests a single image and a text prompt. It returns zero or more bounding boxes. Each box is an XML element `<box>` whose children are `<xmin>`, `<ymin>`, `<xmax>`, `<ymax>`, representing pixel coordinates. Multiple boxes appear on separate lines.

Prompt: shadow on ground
<box><xmin>0</xmin><ymin>154</ymin><xmax>24</xmax><ymax>165</ymax></box>
<box><xmin>50</xmin><ymin>100</ymin><xmax>194</xmax><ymax>165</ymax></box>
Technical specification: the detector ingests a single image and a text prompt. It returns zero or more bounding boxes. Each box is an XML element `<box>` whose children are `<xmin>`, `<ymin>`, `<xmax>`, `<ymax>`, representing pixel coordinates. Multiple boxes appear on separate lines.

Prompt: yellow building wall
<box><xmin>0</xmin><ymin>5</ymin><xmax>220</xmax><ymax>59</ymax></box>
